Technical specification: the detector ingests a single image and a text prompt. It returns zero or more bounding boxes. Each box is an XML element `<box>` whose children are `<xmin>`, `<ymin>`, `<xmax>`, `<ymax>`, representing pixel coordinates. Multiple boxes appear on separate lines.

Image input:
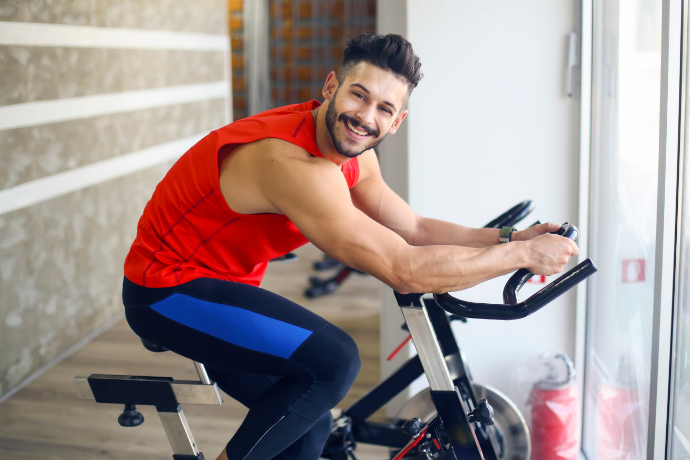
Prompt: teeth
<box><xmin>346</xmin><ymin>121</ymin><xmax>368</xmax><ymax>136</ymax></box>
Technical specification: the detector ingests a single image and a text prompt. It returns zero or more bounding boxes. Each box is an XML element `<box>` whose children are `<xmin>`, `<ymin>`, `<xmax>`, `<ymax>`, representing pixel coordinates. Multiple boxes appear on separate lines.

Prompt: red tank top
<box><xmin>124</xmin><ymin>100</ymin><xmax>360</xmax><ymax>288</ymax></box>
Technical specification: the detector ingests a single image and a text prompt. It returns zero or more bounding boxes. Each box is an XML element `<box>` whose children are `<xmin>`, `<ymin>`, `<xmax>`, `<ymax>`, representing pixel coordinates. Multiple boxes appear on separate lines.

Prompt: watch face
<box><xmin>499</xmin><ymin>226</ymin><xmax>515</xmax><ymax>243</ymax></box>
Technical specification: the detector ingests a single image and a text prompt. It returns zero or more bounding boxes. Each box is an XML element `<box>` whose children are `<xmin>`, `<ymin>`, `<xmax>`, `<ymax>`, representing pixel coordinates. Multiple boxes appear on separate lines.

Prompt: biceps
<box><xmin>289</xmin><ymin>201</ymin><xmax>409</xmax><ymax>283</ymax></box>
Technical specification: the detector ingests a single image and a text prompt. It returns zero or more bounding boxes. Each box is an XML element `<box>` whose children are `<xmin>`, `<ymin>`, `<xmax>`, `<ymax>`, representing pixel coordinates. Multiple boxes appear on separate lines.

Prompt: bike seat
<box><xmin>140</xmin><ymin>338</ymin><xmax>168</xmax><ymax>353</ymax></box>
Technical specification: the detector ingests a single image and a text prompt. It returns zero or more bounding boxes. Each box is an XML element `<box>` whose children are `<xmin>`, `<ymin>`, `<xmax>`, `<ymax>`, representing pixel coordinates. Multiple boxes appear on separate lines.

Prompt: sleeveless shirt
<box><xmin>124</xmin><ymin>100</ymin><xmax>360</xmax><ymax>288</ymax></box>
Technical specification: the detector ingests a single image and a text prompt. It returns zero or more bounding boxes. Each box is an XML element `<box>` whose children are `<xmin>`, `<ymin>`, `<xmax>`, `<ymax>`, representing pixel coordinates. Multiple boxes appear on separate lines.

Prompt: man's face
<box><xmin>324</xmin><ymin>62</ymin><xmax>409</xmax><ymax>159</ymax></box>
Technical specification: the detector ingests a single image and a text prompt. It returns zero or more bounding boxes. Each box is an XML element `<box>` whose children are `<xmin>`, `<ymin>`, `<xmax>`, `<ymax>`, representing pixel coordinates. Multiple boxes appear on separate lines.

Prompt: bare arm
<box><xmin>350</xmin><ymin>150</ymin><xmax>557</xmax><ymax>247</ymax></box>
<box><xmin>259</xmin><ymin>145</ymin><xmax>577</xmax><ymax>294</ymax></box>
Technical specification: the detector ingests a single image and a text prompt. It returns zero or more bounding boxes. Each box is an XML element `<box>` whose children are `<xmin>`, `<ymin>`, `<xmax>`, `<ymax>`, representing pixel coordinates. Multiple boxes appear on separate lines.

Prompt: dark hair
<box><xmin>338</xmin><ymin>33</ymin><xmax>423</xmax><ymax>95</ymax></box>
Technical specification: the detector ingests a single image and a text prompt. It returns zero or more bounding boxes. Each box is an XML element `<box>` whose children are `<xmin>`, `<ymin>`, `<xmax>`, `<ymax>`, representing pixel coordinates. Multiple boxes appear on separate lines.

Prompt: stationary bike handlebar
<box><xmin>433</xmin><ymin>223</ymin><xmax>597</xmax><ymax>320</ymax></box>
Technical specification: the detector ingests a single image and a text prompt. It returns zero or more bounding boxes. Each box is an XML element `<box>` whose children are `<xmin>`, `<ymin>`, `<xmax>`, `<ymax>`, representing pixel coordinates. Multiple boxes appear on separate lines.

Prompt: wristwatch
<box><xmin>499</xmin><ymin>226</ymin><xmax>516</xmax><ymax>244</ymax></box>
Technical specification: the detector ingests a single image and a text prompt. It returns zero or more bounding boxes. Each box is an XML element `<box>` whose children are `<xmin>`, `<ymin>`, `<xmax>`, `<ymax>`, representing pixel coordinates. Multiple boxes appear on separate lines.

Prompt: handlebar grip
<box><xmin>503</xmin><ymin>268</ymin><xmax>533</xmax><ymax>305</ymax></box>
<box><xmin>503</xmin><ymin>222</ymin><xmax>579</xmax><ymax>304</ymax></box>
<box><xmin>433</xmin><ymin>258</ymin><xmax>597</xmax><ymax>320</ymax></box>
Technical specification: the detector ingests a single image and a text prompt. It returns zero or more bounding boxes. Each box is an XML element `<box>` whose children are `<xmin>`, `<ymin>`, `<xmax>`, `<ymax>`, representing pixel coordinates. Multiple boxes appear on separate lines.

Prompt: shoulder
<box><xmin>354</xmin><ymin>149</ymin><xmax>381</xmax><ymax>184</ymax></box>
<box><xmin>218</xmin><ymin>137</ymin><xmax>343</xmax><ymax>215</ymax></box>
<box><xmin>241</xmin><ymin>139</ymin><xmax>343</xmax><ymax>194</ymax></box>
<box><xmin>257</xmin><ymin>138</ymin><xmax>339</xmax><ymax>175</ymax></box>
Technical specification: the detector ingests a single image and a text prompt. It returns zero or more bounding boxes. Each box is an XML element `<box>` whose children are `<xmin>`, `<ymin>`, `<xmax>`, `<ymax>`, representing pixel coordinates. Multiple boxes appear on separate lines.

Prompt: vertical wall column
<box><xmin>376</xmin><ymin>0</ymin><xmax>417</xmax><ymax>416</ymax></box>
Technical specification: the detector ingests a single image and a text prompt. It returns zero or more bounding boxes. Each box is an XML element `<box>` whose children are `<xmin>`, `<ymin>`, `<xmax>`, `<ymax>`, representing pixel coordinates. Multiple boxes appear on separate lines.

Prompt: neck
<box><xmin>311</xmin><ymin>104</ymin><xmax>350</xmax><ymax>167</ymax></box>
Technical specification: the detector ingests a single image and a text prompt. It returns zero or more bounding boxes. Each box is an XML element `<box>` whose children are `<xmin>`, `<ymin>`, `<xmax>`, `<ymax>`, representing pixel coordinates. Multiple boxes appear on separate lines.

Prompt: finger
<box><xmin>533</xmin><ymin>223</ymin><xmax>558</xmax><ymax>237</ymax></box>
<box><xmin>548</xmin><ymin>222</ymin><xmax>561</xmax><ymax>230</ymax></box>
<box><xmin>540</xmin><ymin>222</ymin><xmax>561</xmax><ymax>236</ymax></box>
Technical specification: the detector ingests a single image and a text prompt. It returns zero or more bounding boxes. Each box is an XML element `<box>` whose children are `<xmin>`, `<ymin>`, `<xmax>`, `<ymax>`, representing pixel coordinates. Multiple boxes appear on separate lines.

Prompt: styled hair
<box><xmin>338</xmin><ymin>33</ymin><xmax>423</xmax><ymax>95</ymax></box>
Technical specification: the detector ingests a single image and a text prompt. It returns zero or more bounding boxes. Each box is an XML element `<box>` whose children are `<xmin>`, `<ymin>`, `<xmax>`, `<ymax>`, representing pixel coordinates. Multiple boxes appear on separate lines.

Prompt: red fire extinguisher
<box><xmin>529</xmin><ymin>354</ymin><xmax>579</xmax><ymax>460</ymax></box>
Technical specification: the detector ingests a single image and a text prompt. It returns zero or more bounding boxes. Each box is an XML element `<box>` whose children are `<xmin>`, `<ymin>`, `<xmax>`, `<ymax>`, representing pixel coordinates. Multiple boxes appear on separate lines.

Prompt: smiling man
<box><xmin>121</xmin><ymin>33</ymin><xmax>578</xmax><ymax>460</ymax></box>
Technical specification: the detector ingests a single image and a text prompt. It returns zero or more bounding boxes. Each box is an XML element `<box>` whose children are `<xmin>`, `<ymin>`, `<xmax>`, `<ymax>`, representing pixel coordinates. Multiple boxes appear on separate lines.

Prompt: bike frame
<box><xmin>329</xmin><ymin>218</ymin><xmax>596</xmax><ymax>459</ymax></box>
<box><xmin>326</xmin><ymin>200</ymin><xmax>540</xmax><ymax>459</ymax></box>
<box><xmin>336</xmin><ymin>295</ymin><xmax>500</xmax><ymax>459</ymax></box>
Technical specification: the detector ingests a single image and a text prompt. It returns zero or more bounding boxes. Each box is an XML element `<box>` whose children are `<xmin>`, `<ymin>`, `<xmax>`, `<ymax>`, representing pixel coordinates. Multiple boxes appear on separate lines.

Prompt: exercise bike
<box><xmin>320</xmin><ymin>202</ymin><xmax>536</xmax><ymax>460</ymax></box>
<box><xmin>321</xmin><ymin>216</ymin><xmax>595</xmax><ymax>460</ymax></box>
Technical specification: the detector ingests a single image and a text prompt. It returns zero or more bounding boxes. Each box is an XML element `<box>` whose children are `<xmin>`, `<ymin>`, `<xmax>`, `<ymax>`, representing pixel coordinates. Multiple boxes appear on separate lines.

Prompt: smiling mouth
<box><xmin>344</xmin><ymin>119</ymin><xmax>371</xmax><ymax>138</ymax></box>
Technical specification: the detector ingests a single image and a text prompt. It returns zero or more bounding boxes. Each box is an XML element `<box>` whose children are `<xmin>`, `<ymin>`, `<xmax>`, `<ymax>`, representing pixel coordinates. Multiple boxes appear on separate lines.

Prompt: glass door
<box><xmin>582</xmin><ymin>0</ymin><xmax>663</xmax><ymax>458</ymax></box>
<box><xmin>669</xmin><ymin>4</ymin><xmax>690</xmax><ymax>456</ymax></box>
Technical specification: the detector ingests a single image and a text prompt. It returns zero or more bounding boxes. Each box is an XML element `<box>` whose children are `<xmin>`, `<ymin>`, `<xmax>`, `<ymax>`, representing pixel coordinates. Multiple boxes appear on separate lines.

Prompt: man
<box><xmin>122</xmin><ymin>33</ymin><xmax>578</xmax><ymax>460</ymax></box>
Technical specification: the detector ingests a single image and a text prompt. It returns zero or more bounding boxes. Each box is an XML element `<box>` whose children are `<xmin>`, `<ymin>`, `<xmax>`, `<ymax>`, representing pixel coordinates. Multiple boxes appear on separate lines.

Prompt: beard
<box><xmin>325</xmin><ymin>89</ymin><xmax>387</xmax><ymax>158</ymax></box>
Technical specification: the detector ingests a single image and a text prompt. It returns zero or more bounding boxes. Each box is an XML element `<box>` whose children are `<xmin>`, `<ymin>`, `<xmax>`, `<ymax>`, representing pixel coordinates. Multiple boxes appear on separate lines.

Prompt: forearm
<box><xmin>394</xmin><ymin>241</ymin><xmax>530</xmax><ymax>294</ymax></box>
<box><xmin>410</xmin><ymin>216</ymin><xmax>500</xmax><ymax>248</ymax></box>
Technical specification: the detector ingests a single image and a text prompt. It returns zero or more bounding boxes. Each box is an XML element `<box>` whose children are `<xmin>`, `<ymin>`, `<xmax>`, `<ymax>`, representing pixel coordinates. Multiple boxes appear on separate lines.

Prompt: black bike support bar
<box><xmin>433</xmin><ymin>258</ymin><xmax>597</xmax><ymax>320</ymax></box>
<box><xmin>484</xmin><ymin>200</ymin><xmax>534</xmax><ymax>229</ymax></box>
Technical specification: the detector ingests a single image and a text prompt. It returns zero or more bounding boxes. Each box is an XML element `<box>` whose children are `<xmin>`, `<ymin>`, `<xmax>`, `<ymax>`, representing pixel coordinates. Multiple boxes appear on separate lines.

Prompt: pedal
<box><xmin>418</xmin><ymin>439</ymin><xmax>443</xmax><ymax>459</ymax></box>
<box><xmin>322</xmin><ymin>415</ymin><xmax>356</xmax><ymax>459</ymax></box>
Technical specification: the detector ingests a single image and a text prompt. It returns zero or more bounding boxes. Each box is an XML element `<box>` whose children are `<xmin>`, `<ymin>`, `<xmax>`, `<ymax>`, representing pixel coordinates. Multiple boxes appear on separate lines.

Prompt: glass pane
<box><xmin>669</xmin><ymin>24</ymin><xmax>690</xmax><ymax>460</ymax></box>
<box><xmin>582</xmin><ymin>0</ymin><xmax>662</xmax><ymax>458</ymax></box>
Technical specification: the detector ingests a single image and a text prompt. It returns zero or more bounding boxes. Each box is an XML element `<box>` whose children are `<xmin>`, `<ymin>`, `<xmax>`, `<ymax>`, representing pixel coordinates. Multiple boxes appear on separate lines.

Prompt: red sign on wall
<box><xmin>622</xmin><ymin>259</ymin><xmax>646</xmax><ymax>283</ymax></box>
<box><xmin>528</xmin><ymin>275</ymin><xmax>547</xmax><ymax>284</ymax></box>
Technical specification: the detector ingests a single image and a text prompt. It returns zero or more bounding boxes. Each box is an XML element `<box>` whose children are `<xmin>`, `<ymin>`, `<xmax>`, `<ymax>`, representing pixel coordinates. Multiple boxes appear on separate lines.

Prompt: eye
<box><xmin>353</xmin><ymin>92</ymin><xmax>365</xmax><ymax>100</ymax></box>
<box><xmin>379</xmin><ymin>106</ymin><xmax>392</xmax><ymax>115</ymax></box>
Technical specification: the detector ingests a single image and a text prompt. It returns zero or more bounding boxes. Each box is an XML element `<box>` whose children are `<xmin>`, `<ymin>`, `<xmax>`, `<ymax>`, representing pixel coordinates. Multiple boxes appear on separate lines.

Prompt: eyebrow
<box><xmin>350</xmin><ymin>83</ymin><xmax>398</xmax><ymax>113</ymax></box>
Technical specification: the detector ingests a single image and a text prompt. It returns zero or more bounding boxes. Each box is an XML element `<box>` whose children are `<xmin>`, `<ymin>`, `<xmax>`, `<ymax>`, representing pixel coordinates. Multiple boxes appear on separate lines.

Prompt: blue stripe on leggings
<box><xmin>150</xmin><ymin>293</ymin><xmax>312</xmax><ymax>359</ymax></box>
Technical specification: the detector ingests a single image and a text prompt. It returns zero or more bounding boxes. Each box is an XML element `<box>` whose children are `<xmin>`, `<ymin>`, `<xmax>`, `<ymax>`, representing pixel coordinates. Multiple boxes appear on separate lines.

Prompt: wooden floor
<box><xmin>0</xmin><ymin>244</ymin><xmax>390</xmax><ymax>460</ymax></box>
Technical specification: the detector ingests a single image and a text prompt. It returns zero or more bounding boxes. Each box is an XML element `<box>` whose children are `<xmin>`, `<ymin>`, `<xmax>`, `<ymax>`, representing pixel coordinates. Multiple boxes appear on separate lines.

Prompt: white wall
<box><xmin>378</xmin><ymin>0</ymin><xmax>582</xmax><ymax>418</ymax></box>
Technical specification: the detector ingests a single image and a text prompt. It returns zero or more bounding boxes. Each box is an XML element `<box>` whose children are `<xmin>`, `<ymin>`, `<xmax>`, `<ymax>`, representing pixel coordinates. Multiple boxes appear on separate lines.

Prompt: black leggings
<box><xmin>122</xmin><ymin>277</ymin><xmax>361</xmax><ymax>460</ymax></box>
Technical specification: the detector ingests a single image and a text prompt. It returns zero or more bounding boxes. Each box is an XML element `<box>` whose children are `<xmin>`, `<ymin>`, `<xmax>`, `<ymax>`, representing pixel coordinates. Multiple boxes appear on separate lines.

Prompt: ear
<box><xmin>388</xmin><ymin>109</ymin><xmax>408</xmax><ymax>135</ymax></box>
<box><xmin>322</xmin><ymin>71</ymin><xmax>339</xmax><ymax>101</ymax></box>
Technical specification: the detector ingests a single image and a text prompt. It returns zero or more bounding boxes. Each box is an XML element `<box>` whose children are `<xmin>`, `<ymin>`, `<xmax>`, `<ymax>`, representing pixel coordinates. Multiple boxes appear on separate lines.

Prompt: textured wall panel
<box><xmin>0</xmin><ymin>0</ymin><xmax>226</xmax><ymax>34</ymax></box>
<box><xmin>0</xmin><ymin>47</ymin><xmax>226</xmax><ymax>106</ymax></box>
<box><xmin>0</xmin><ymin>98</ymin><xmax>226</xmax><ymax>189</ymax></box>
<box><xmin>0</xmin><ymin>0</ymin><xmax>228</xmax><ymax>399</ymax></box>
<box><xmin>0</xmin><ymin>164</ymin><xmax>172</xmax><ymax>396</ymax></box>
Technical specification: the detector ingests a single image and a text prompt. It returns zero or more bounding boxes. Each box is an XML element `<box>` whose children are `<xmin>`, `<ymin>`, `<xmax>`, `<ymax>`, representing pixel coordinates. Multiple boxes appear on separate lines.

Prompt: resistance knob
<box><xmin>467</xmin><ymin>399</ymin><xmax>494</xmax><ymax>426</ymax></box>
<box><xmin>401</xmin><ymin>417</ymin><xmax>423</xmax><ymax>437</ymax></box>
<box><xmin>118</xmin><ymin>404</ymin><xmax>145</xmax><ymax>427</ymax></box>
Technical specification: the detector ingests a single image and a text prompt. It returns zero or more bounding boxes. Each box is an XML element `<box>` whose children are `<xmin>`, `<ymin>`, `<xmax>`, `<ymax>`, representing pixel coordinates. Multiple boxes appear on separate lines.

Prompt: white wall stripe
<box><xmin>0</xmin><ymin>81</ymin><xmax>227</xmax><ymax>131</ymax></box>
<box><xmin>0</xmin><ymin>21</ymin><xmax>228</xmax><ymax>51</ymax></box>
<box><xmin>0</xmin><ymin>133</ymin><xmax>206</xmax><ymax>216</ymax></box>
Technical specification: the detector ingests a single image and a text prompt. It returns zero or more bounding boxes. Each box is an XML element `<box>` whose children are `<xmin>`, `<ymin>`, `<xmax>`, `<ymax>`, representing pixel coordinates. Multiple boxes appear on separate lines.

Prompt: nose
<box><xmin>355</xmin><ymin>103</ymin><xmax>377</xmax><ymax>128</ymax></box>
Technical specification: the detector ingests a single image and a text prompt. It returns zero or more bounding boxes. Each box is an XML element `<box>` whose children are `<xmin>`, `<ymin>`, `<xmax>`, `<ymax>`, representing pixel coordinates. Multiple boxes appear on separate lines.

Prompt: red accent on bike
<box><xmin>433</xmin><ymin>438</ymin><xmax>440</xmax><ymax>449</ymax></box>
<box><xmin>391</xmin><ymin>426</ymin><xmax>429</xmax><ymax>460</ymax></box>
<box><xmin>387</xmin><ymin>334</ymin><xmax>412</xmax><ymax>361</ymax></box>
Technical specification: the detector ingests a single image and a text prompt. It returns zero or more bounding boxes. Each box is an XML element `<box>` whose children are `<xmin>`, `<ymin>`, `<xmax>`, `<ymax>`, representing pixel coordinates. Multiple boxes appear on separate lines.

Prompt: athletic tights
<box><xmin>122</xmin><ymin>276</ymin><xmax>361</xmax><ymax>460</ymax></box>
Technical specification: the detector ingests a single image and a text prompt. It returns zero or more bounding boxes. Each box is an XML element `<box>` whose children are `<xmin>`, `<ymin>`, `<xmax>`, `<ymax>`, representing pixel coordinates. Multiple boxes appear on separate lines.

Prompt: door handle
<box><xmin>567</xmin><ymin>32</ymin><xmax>580</xmax><ymax>97</ymax></box>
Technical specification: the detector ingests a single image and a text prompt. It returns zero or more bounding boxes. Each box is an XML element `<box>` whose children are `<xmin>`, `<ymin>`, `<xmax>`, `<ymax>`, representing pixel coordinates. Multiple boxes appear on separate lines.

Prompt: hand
<box><xmin>512</xmin><ymin>222</ymin><xmax>562</xmax><ymax>242</ymax></box>
<box><xmin>524</xmin><ymin>233</ymin><xmax>580</xmax><ymax>276</ymax></box>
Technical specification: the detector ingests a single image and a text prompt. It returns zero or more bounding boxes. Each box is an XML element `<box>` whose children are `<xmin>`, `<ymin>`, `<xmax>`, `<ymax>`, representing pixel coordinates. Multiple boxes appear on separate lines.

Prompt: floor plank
<box><xmin>0</xmin><ymin>244</ymin><xmax>389</xmax><ymax>459</ymax></box>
